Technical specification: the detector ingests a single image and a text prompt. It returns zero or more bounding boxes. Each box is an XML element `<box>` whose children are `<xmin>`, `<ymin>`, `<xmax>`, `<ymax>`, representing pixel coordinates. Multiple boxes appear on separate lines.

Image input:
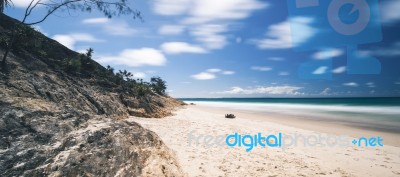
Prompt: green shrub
<box><xmin>81</xmin><ymin>48</ymin><xmax>96</xmax><ymax>74</ymax></box>
<box><xmin>150</xmin><ymin>76</ymin><xmax>167</xmax><ymax>95</ymax></box>
<box><xmin>135</xmin><ymin>83</ymin><xmax>152</xmax><ymax>96</ymax></box>
<box><xmin>64</xmin><ymin>57</ymin><xmax>82</xmax><ymax>74</ymax></box>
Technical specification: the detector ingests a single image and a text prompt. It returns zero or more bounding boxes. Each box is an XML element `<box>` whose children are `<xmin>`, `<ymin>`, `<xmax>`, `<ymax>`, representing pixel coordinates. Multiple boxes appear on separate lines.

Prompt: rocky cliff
<box><xmin>0</xmin><ymin>14</ymin><xmax>186</xmax><ymax>177</ymax></box>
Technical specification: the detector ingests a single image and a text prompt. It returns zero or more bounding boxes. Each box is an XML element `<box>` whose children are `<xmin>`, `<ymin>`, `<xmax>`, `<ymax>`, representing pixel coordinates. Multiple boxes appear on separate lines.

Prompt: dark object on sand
<box><xmin>190</xmin><ymin>103</ymin><xmax>196</xmax><ymax>105</ymax></box>
<box><xmin>225</xmin><ymin>114</ymin><xmax>236</xmax><ymax>118</ymax></box>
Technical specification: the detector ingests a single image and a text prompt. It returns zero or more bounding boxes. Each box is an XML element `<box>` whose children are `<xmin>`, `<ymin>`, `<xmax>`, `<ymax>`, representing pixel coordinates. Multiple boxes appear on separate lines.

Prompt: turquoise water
<box><xmin>179</xmin><ymin>98</ymin><xmax>400</xmax><ymax>132</ymax></box>
<box><xmin>180</xmin><ymin>97</ymin><xmax>400</xmax><ymax>106</ymax></box>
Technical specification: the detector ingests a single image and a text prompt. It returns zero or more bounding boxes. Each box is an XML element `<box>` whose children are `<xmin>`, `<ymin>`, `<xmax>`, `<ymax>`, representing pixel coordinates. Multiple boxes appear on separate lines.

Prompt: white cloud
<box><xmin>313</xmin><ymin>49</ymin><xmax>344</xmax><ymax>60</ymax></box>
<box><xmin>332</xmin><ymin>66</ymin><xmax>346</xmax><ymax>74</ymax></box>
<box><xmin>218</xmin><ymin>86</ymin><xmax>303</xmax><ymax>95</ymax></box>
<box><xmin>366</xmin><ymin>82</ymin><xmax>375</xmax><ymax>88</ymax></box>
<box><xmin>207</xmin><ymin>68</ymin><xmax>222</xmax><ymax>73</ymax></box>
<box><xmin>236</xmin><ymin>37</ymin><xmax>242</xmax><ymax>43</ymax></box>
<box><xmin>69</xmin><ymin>33</ymin><xmax>102</xmax><ymax>42</ymax></box>
<box><xmin>159</xmin><ymin>25</ymin><xmax>185</xmax><ymax>35</ymax></box>
<box><xmin>153</xmin><ymin>0</ymin><xmax>191</xmax><ymax>15</ymax></box>
<box><xmin>132</xmin><ymin>72</ymin><xmax>146</xmax><ymax>79</ymax></box>
<box><xmin>222</xmin><ymin>71</ymin><xmax>235</xmax><ymax>75</ymax></box>
<box><xmin>181</xmin><ymin>0</ymin><xmax>268</xmax><ymax>24</ymax></box>
<box><xmin>191</xmin><ymin>68</ymin><xmax>234</xmax><ymax>80</ymax></box>
<box><xmin>160</xmin><ymin>42</ymin><xmax>207</xmax><ymax>54</ymax></box>
<box><xmin>52</xmin><ymin>33</ymin><xmax>103</xmax><ymax>50</ymax></box>
<box><xmin>279</xmin><ymin>72</ymin><xmax>290</xmax><ymax>76</ymax></box>
<box><xmin>103</xmin><ymin>21</ymin><xmax>137</xmax><ymax>36</ymax></box>
<box><xmin>312</xmin><ymin>66</ymin><xmax>328</xmax><ymax>75</ymax></box>
<box><xmin>381</xmin><ymin>0</ymin><xmax>400</xmax><ymax>24</ymax></box>
<box><xmin>361</xmin><ymin>42</ymin><xmax>400</xmax><ymax>57</ymax></box>
<box><xmin>145</xmin><ymin>70</ymin><xmax>156</xmax><ymax>74</ymax></box>
<box><xmin>251</xmin><ymin>21</ymin><xmax>291</xmax><ymax>49</ymax></box>
<box><xmin>251</xmin><ymin>17</ymin><xmax>316</xmax><ymax>49</ymax></box>
<box><xmin>153</xmin><ymin>0</ymin><xmax>269</xmax><ymax>23</ymax></box>
<box><xmin>320</xmin><ymin>88</ymin><xmax>331</xmax><ymax>95</ymax></box>
<box><xmin>269</xmin><ymin>57</ymin><xmax>285</xmax><ymax>61</ymax></box>
<box><xmin>251</xmin><ymin>66</ymin><xmax>272</xmax><ymax>71</ymax></box>
<box><xmin>82</xmin><ymin>18</ymin><xmax>110</xmax><ymax>24</ymax></box>
<box><xmin>152</xmin><ymin>0</ymin><xmax>268</xmax><ymax>51</ymax></box>
<box><xmin>97</xmin><ymin>48</ymin><xmax>167</xmax><ymax>67</ymax></box>
<box><xmin>365</xmin><ymin>49</ymin><xmax>400</xmax><ymax>57</ymax></box>
<box><xmin>76</xmin><ymin>48</ymin><xmax>89</xmax><ymax>54</ymax></box>
<box><xmin>343</xmin><ymin>82</ymin><xmax>359</xmax><ymax>87</ymax></box>
<box><xmin>82</xmin><ymin>19</ymin><xmax>137</xmax><ymax>36</ymax></box>
<box><xmin>190</xmin><ymin>24</ymin><xmax>228</xmax><ymax>49</ymax></box>
<box><xmin>191</xmin><ymin>72</ymin><xmax>216</xmax><ymax>80</ymax></box>
<box><xmin>10</xmin><ymin>0</ymin><xmax>46</xmax><ymax>8</ymax></box>
<box><xmin>290</xmin><ymin>17</ymin><xmax>317</xmax><ymax>47</ymax></box>
<box><xmin>53</xmin><ymin>35</ymin><xmax>75</xmax><ymax>49</ymax></box>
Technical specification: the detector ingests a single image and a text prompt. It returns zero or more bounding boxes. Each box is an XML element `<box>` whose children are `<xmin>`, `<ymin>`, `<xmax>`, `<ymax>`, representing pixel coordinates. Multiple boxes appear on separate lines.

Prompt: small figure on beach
<box><xmin>225</xmin><ymin>114</ymin><xmax>236</xmax><ymax>119</ymax></box>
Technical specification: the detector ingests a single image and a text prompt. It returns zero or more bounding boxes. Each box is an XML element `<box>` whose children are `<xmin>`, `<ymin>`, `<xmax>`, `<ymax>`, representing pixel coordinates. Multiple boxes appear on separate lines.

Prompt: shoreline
<box><xmin>132</xmin><ymin>105</ymin><xmax>400</xmax><ymax>177</ymax></box>
<box><xmin>191</xmin><ymin>105</ymin><xmax>400</xmax><ymax>147</ymax></box>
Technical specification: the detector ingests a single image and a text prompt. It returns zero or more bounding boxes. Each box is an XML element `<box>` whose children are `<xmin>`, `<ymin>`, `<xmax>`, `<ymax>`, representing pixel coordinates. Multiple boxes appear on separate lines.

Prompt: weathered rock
<box><xmin>0</xmin><ymin>107</ymin><xmax>184</xmax><ymax>176</ymax></box>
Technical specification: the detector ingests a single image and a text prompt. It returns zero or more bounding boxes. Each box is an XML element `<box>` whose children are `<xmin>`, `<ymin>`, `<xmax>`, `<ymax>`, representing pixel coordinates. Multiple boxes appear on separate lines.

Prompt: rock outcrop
<box><xmin>0</xmin><ymin>14</ymin><xmax>185</xmax><ymax>177</ymax></box>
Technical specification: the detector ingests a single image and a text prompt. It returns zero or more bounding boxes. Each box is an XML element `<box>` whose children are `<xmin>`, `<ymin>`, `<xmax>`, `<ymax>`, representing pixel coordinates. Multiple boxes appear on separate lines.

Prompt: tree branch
<box><xmin>22</xmin><ymin>0</ymin><xmax>36</xmax><ymax>23</ymax></box>
<box><xmin>24</xmin><ymin>0</ymin><xmax>82</xmax><ymax>26</ymax></box>
<box><xmin>27</xmin><ymin>0</ymin><xmax>42</xmax><ymax>17</ymax></box>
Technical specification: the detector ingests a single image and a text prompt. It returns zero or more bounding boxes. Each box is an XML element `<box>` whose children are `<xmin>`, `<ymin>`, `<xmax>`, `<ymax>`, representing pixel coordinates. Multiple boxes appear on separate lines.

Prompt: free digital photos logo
<box><xmin>188</xmin><ymin>131</ymin><xmax>384</xmax><ymax>152</ymax></box>
<box><xmin>287</xmin><ymin>0</ymin><xmax>382</xmax><ymax>79</ymax></box>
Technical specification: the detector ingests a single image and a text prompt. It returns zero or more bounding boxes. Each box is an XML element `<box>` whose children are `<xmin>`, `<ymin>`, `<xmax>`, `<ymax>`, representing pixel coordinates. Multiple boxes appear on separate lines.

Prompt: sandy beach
<box><xmin>131</xmin><ymin>105</ymin><xmax>400</xmax><ymax>177</ymax></box>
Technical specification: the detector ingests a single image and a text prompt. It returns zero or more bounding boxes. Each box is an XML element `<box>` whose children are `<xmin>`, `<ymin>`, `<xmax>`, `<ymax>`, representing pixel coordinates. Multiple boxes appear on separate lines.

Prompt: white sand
<box><xmin>131</xmin><ymin>106</ymin><xmax>400</xmax><ymax>177</ymax></box>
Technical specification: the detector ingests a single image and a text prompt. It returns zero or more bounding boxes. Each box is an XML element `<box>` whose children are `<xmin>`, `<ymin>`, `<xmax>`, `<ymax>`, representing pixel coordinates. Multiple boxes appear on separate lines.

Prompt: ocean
<box><xmin>179</xmin><ymin>98</ymin><xmax>400</xmax><ymax>132</ymax></box>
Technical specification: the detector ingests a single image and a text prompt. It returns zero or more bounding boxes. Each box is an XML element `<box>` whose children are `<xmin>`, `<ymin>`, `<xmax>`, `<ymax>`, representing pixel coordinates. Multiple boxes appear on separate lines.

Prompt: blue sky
<box><xmin>5</xmin><ymin>0</ymin><xmax>400</xmax><ymax>98</ymax></box>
